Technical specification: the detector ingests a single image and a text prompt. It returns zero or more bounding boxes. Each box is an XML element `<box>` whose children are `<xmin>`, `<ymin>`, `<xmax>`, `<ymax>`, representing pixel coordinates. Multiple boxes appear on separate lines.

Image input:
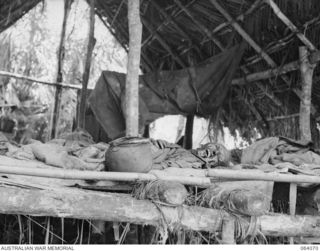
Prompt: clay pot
<box><xmin>105</xmin><ymin>137</ymin><xmax>153</xmax><ymax>173</ymax></box>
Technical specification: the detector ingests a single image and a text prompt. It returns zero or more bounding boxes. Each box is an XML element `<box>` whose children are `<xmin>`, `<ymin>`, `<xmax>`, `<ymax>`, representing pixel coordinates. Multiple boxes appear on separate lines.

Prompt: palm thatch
<box><xmin>2</xmin><ymin>0</ymin><xmax>320</xmax><ymax>144</ymax></box>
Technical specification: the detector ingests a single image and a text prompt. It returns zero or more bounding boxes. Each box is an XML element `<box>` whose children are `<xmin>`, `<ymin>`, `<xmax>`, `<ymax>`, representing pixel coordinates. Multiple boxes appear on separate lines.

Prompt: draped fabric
<box><xmin>88</xmin><ymin>44</ymin><xmax>245</xmax><ymax>139</ymax></box>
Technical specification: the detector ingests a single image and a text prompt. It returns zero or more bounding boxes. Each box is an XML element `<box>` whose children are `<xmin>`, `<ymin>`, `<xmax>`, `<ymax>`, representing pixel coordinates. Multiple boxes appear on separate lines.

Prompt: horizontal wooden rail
<box><xmin>0</xmin><ymin>185</ymin><xmax>319</xmax><ymax>237</ymax></box>
<box><xmin>0</xmin><ymin>164</ymin><xmax>320</xmax><ymax>185</ymax></box>
<box><xmin>0</xmin><ymin>70</ymin><xmax>93</xmax><ymax>90</ymax></box>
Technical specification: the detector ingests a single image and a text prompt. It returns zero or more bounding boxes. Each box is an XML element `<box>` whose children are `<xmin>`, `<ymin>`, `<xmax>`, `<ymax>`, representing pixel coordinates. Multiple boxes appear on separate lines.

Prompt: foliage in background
<box><xmin>0</xmin><ymin>0</ymin><xmax>127</xmax><ymax>142</ymax></box>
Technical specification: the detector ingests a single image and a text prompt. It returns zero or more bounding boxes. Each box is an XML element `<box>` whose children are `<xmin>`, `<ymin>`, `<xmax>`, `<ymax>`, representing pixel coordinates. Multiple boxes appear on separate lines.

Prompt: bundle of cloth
<box><xmin>0</xmin><ymin>129</ymin><xmax>108</xmax><ymax>171</ymax></box>
<box><xmin>150</xmin><ymin>139</ymin><xmax>203</xmax><ymax>169</ymax></box>
<box><xmin>241</xmin><ymin>136</ymin><xmax>320</xmax><ymax>166</ymax></box>
<box><xmin>241</xmin><ymin>136</ymin><xmax>320</xmax><ymax>175</ymax></box>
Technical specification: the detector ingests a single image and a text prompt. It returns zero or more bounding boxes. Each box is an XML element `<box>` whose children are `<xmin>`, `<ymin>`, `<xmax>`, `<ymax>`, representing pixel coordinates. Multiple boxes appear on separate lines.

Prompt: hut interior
<box><xmin>0</xmin><ymin>0</ymin><xmax>320</xmax><ymax>245</ymax></box>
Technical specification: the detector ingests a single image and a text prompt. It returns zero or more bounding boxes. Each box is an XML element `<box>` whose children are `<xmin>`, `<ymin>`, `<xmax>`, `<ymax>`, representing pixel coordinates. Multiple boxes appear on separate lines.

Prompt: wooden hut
<box><xmin>1</xmin><ymin>0</ymin><xmax>320</xmax><ymax>245</ymax></box>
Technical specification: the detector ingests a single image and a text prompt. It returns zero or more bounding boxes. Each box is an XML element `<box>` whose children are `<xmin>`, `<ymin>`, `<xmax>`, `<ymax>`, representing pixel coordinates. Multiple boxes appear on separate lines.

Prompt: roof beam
<box><xmin>141</xmin><ymin>16</ymin><xmax>187</xmax><ymax>68</ymax></box>
<box><xmin>232</xmin><ymin>60</ymin><xmax>299</xmax><ymax>85</ymax></box>
<box><xmin>210</xmin><ymin>0</ymin><xmax>263</xmax><ymax>37</ymax></box>
<box><xmin>210</xmin><ymin>0</ymin><xmax>277</xmax><ymax>67</ymax></box>
<box><xmin>232</xmin><ymin>50</ymin><xmax>320</xmax><ymax>85</ymax></box>
<box><xmin>173</xmin><ymin>0</ymin><xmax>224</xmax><ymax>51</ymax></box>
<box><xmin>210</xmin><ymin>0</ymin><xmax>318</xmax><ymax>114</ymax></box>
<box><xmin>264</xmin><ymin>0</ymin><xmax>317</xmax><ymax>51</ymax></box>
<box><xmin>243</xmin><ymin>15</ymin><xmax>320</xmax><ymax>67</ymax></box>
<box><xmin>141</xmin><ymin>0</ymin><xmax>197</xmax><ymax>48</ymax></box>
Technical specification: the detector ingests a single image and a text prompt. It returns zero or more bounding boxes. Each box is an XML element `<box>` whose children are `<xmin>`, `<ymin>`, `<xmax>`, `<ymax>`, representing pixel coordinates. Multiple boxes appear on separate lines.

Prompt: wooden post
<box><xmin>78</xmin><ymin>0</ymin><xmax>96</xmax><ymax>129</ymax></box>
<box><xmin>183</xmin><ymin>115</ymin><xmax>194</xmax><ymax>149</ymax></box>
<box><xmin>50</xmin><ymin>0</ymin><xmax>72</xmax><ymax>139</ymax></box>
<box><xmin>221</xmin><ymin>218</ymin><xmax>235</xmax><ymax>244</ymax></box>
<box><xmin>289</xmin><ymin>183</ymin><xmax>297</xmax><ymax>244</ymax></box>
<box><xmin>299</xmin><ymin>46</ymin><xmax>316</xmax><ymax>142</ymax></box>
<box><xmin>125</xmin><ymin>0</ymin><xmax>142</xmax><ymax>137</ymax></box>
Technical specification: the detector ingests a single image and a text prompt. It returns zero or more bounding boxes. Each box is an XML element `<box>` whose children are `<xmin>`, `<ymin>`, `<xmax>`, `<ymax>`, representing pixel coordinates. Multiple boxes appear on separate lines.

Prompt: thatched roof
<box><xmin>2</xmin><ymin>0</ymin><xmax>320</xmax><ymax>143</ymax></box>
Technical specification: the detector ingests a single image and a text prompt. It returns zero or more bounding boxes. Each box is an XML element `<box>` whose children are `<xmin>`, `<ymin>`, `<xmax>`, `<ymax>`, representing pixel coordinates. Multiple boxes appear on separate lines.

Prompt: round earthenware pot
<box><xmin>105</xmin><ymin>137</ymin><xmax>153</xmax><ymax>173</ymax></box>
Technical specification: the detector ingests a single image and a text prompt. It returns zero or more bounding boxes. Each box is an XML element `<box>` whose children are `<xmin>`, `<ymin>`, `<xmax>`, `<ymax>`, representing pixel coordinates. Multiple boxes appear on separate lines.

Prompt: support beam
<box><xmin>221</xmin><ymin>219</ymin><xmax>235</xmax><ymax>244</ymax></box>
<box><xmin>125</xmin><ymin>0</ymin><xmax>142</xmax><ymax>136</ymax></box>
<box><xmin>50</xmin><ymin>0</ymin><xmax>72</xmax><ymax>139</ymax></box>
<box><xmin>183</xmin><ymin>115</ymin><xmax>194</xmax><ymax>150</ymax></box>
<box><xmin>264</xmin><ymin>0</ymin><xmax>317</xmax><ymax>51</ymax></box>
<box><xmin>1</xmin><ymin>186</ymin><xmax>320</xmax><ymax>237</ymax></box>
<box><xmin>299</xmin><ymin>46</ymin><xmax>316</xmax><ymax>141</ymax></box>
<box><xmin>78</xmin><ymin>0</ymin><xmax>96</xmax><ymax>129</ymax></box>
<box><xmin>211</xmin><ymin>0</ymin><xmax>262</xmax><ymax>35</ymax></box>
<box><xmin>289</xmin><ymin>183</ymin><xmax>297</xmax><ymax>244</ymax></box>
<box><xmin>232</xmin><ymin>60</ymin><xmax>300</xmax><ymax>85</ymax></box>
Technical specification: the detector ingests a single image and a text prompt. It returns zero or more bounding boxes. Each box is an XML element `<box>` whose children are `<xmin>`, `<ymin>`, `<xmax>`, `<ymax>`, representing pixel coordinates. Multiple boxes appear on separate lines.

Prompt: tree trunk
<box><xmin>299</xmin><ymin>46</ymin><xmax>316</xmax><ymax>142</ymax></box>
<box><xmin>125</xmin><ymin>0</ymin><xmax>142</xmax><ymax>136</ymax></box>
<box><xmin>78</xmin><ymin>0</ymin><xmax>96</xmax><ymax>129</ymax></box>
<box><xmin>50</xmin><ymin>0</ymin><xmax>72</xmax><ymax>139</ymax></box>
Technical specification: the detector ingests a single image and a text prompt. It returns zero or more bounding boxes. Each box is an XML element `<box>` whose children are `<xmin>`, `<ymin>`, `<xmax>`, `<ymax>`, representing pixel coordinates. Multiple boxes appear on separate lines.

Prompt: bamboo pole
<box><xmin>264</xmin><ymin>0</ymin><xmax>317</xmax><ymax>51</ymax></box>
<box><xmin>78</xmin><ymin>0</ymin><xmax>96</xmax><ymax>129</ymax></box>
<box><xmin>125</xmin><ymin>0</ymin><xmax>142</xmax><ymax>136</ymax></box>
<box><xmin>3</xmin><ymin>164</ymin><xmax>320</xmax><ymax>185</ymax></box>
<box><xmin>50</xmin><ymin>0</ymin><xmax>72</xmax><ymax>139</ymax></box>
<box><xmin>0</xmin><ymin>165</ymin><xmax>212</xmax><ymax>186</ymax></box>
<box><xmin>299</xmin><ymin>46</ymin><xmax>316</xmax><ymax>142</ymax></box>
<box><xmin>0</xmin><ymin>70</ymin><xmax>83</xmax><ymax>89</ymax></box>
<box><xmin>232</xmin><ymin>60</ymin><xmax>299</xmax><ymax>85</ymax></box>
<box><xmin>2</xmin><ymin>185</ymin><xmax>320</xmax><ymax>237</ymax></box>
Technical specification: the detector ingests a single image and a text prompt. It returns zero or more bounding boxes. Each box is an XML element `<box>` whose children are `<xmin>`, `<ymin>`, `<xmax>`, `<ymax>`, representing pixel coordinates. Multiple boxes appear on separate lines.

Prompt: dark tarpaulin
<box><xmin>88</xmin><ymin>44</ymin><xmax>245</xmax><ymax>139</ymax></box>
